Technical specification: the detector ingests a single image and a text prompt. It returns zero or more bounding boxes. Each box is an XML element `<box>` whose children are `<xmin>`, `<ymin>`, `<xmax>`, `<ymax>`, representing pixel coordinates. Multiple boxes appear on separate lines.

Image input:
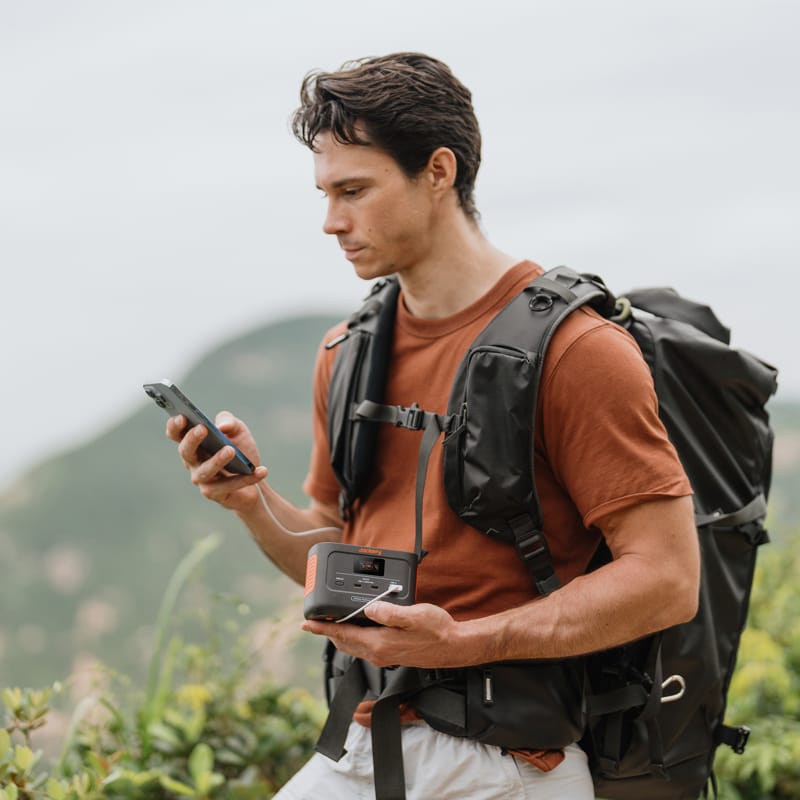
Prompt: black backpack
<box><xmin>319</xmin><ymin>266</ymin><xmax>778</xmax><ymax>800</ymax></box>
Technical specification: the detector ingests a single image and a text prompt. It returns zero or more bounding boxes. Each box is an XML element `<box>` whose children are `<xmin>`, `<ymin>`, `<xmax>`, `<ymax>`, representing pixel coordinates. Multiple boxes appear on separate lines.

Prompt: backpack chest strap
<box><xmin>352</xmin><ymin>399</ymin><xmax>462</xmax><ymax>562</ymax></box>
<box><xmin>352</xmin><ymin>399</ymin><xmax>561</xmax><ymax>595</ymax></box>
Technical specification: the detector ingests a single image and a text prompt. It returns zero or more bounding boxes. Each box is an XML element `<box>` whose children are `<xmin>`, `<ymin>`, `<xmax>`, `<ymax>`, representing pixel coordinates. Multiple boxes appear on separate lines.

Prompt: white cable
<box><xmin>256</xmin><ymin>481</ymin><xmax>342</xmax><ymax>537</ymax></box>
<box><xmin>335</xmin><ymin>584</ymin><xmax>404</xmax><ymax>624</ymax></box>
<box><xmin>254</xmin><ymin>481</ymin><xmax>401</xmax><ymax>623</ymax></box>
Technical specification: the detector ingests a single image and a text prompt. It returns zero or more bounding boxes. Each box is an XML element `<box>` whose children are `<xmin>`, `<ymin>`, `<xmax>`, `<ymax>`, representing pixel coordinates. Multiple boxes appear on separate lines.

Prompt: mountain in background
<box><xmin>0</xmin><ymin>313</ymin><xmax>339</xmax><ymax>692</ymax></box>
<box><xmin>767</xmin><ymin>402</ymin><xmax>800</xmax><ymax>542</ymax></box>
<box><xmin>1</xmin><ymin>312</ymin><xmax>797</xmax><ymax>693</ymax></box>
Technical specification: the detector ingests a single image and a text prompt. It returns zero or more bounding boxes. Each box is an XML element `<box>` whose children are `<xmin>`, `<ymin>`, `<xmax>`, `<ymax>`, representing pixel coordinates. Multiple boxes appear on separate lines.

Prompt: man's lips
<box><xmin>341</xmin><ymin>245</ymin><xmax>365</xmax><ymax>260</ymax></box>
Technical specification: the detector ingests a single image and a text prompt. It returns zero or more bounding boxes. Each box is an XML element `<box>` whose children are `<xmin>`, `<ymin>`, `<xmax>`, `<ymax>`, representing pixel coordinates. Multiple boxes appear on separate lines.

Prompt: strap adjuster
<box><xmin>732</xmin><ymin>725</ymin><xmax>750</xmax><ymax>755</ymax></box>
<box><xmin>716</xmin><ymin>723</ymin><xmax>751</xmax><ymax>755</ymax></box>
<box><xmin>515</xmin><ymin>530</ymin><xmax>548</xmax><ymax>564</ymax></box>
<box><xmin>395</xmin><ymin>403</ymin><xmax>426</xmax><ymax>430</ymax></box>
<box><xmin>509</xmin><ymin>518</ymin><xmax>561</xmax><ymax>596</ymax></box>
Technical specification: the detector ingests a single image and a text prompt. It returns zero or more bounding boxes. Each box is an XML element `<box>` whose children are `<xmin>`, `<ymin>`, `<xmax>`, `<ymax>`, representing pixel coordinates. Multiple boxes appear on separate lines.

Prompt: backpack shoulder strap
<box><xmin>442</xmin><ymin>266</ymin><xmax>615</xmax><ymax>593</ymax></box>
<box><xmin>326</xmin><ymin>278</ymin><xmax>400</xmax><ymax>515</ymax></box>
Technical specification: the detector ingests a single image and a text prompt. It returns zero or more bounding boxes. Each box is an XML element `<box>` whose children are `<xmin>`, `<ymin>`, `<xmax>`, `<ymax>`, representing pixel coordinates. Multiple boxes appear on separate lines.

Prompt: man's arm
<box><xmin>301</xmin><ymin>494</ymin><xmax>699</xmax><ymax>667</ymax></box>
<box><xmin>168</xmin><ymin>412</ymin><xmax>342</xmax><ymax>584</ymax></box>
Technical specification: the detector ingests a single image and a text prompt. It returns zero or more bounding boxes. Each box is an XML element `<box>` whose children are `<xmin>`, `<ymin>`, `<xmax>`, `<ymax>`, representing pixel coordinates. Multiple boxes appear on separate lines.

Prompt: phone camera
<box><xmin>145</xmin><ymin>388</ymin><xmax>169</xmax><ymax>409</ymax></box>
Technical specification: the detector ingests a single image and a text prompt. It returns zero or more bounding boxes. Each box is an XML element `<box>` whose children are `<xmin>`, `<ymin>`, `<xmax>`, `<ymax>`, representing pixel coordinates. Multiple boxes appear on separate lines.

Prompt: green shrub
<box><xmin>1</xmin><ymin>535</ymin><xmax>325</xmax><ymax>800</ymax></box>
<box><xmin>714</xmin><ymin>544</ymin><xmax>800</xmax><ymax>799</ymax></box>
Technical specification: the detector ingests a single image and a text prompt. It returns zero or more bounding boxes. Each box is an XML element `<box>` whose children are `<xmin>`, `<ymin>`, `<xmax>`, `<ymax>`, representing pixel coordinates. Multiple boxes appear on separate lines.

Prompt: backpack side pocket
<box><xmin>443</xmin><ymin>345</ymin><xmax>538</xmax><ymax>541</ymax></box>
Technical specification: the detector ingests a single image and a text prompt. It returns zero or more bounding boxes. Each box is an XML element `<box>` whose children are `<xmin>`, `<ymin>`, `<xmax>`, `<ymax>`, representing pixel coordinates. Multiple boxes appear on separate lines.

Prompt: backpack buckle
<box><xmin>732</xmin><ymin>725</ymin><xmax>750</xmax><ymax>755</ymax></box>
<box><xmin>396</xmin><ymin>403</ymin><xmax>426</xmax><ymax>430</ymax></box>
<box><xmin>716</xmin><ymin>723</ymin><xmax>751</xmax><ymax>754</ymax></box>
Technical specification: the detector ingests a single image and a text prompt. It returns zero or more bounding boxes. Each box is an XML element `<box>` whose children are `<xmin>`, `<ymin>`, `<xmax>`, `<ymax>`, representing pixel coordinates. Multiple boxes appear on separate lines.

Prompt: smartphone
<box><xmin>143</xmin><ymin>380</ymin><xmax>255</xmax><ymax>475</ymax></box>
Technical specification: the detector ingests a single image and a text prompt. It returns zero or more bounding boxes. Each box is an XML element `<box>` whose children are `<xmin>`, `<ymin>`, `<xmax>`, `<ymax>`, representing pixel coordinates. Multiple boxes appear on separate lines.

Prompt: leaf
<box><xmin>195</xmin><ymin>771</ymin><xmax>225</xmax><ymax>796</ymax></box>
<box><xmin>28</xmin><ymin>690</ymin><xmax>50</xmax><ymax>710</ymax></box>
<box><xmin>188</xmin><ymin>742</ymin><xmax>214</xmax><ymax>782</ymax></box>
<box><xmin>86</xmin><ymin>753</ymin><xmax>106</xmax><ymax>778</ymax></box>
<box><xmin>214</xmin><ymin>747</ymin><xmax>245</xmax><ymax>766</ymax></box>
<box><xmin>14</xmin><ymin>745</ymin><xmax>34</xmax><ymax>773</ymax></box>
<box><xmin>158</xmin><ymin>775</ymin><xmax>197</xmax><ymax>797</ymax></box>
<box><xmin>4</xmin><ymin>785</ymin><xmax>18</xmax><ymax>800</ymax></box>
<box><xmin>71</xmin><ymin>772</ymin><xmax>91</xmax><ymax>796</ymax></box>
<box><xmin>46</xmin><ymin>778</ymin><xmax>67</xmax><ymax>800</ymax></box>
<box><xmin>0</xmin><ymin>729</ymin><xmax>10</xmax><ymax>759</ymax></box>
<box><xmin>184</xmin><ymin>709</ymin><xmax>207</xmax><ymax>744</ymax></box>
<box><xmin>147</xmin><ymin>721</ymin><xmax>183</xmax><ymax>747</ymax></box>
<box><xmin>1</xmin><ymin>690</ymin><xmax>21</xmax><ymax>713</ymax></box>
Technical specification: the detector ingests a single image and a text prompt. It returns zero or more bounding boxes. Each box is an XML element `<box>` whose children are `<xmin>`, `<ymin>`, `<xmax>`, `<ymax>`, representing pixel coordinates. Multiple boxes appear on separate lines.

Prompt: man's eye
<box><xmin>343</xmin><ymin>188</ymin><xmax>363</xmax><ymax>197</ymax></box>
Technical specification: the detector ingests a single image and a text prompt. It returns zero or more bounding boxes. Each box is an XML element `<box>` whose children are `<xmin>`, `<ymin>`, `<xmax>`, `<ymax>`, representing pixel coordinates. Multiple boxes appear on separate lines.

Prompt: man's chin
<box><xmin>351</xmin><ymin>260</ymin><xmax>395</xmax><ymax>281</ymax></box>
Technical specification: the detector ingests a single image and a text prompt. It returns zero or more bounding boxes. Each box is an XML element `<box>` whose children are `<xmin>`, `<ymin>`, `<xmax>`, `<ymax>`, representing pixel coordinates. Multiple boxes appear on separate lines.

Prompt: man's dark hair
<box><xmin>291</xmin><ymin>52</ymin><xmax>482</xmax><ymax>219</ymax></box>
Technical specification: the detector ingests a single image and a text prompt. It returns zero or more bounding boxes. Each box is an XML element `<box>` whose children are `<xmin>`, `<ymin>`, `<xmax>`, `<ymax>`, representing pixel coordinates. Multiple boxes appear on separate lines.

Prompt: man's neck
<box><xmin>397</xmin><ymin>216</ymin><xmax>519</xmax><ymax>319</ymax></box>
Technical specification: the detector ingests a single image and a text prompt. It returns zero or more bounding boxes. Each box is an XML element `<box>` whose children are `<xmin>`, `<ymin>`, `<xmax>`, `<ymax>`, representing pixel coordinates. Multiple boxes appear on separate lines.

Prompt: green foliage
<box><xmin>1</xmin><ymin>538</ymin><xmax>325</xmax><ymax>800</ymax></box>
<box><xmin>713</xmin><ymin>544</ymin><xmax>800</xmax><ymax>799</ymax></box>
<box><xmin>715</xmin><ymin>716</ymin><xmax>800</xmax><ymax>800</ymax></box>
<box><xmin>1</xmin><ymin>686</ymin><xmax>52</xmax><ymax>800</ymax></box>
<box><xmin>1</xmin><ymin>677</ymin><xmax>324</xmax><ymax>799</ymax></box>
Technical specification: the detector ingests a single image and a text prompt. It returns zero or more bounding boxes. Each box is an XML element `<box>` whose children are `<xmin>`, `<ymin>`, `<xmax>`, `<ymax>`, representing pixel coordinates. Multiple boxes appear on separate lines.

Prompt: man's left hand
<box><xmin>301</xmin><ymin>602</ymin><xmax>473</xmax><ymax>668</ymax></box>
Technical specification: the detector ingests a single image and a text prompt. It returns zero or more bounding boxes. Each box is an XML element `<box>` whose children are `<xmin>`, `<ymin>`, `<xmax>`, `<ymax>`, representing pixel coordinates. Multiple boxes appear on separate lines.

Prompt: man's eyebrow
<box><xmin>316</xmin><ymin>176</ymin><xmax>373</xmax><ymax>191</ymax></box>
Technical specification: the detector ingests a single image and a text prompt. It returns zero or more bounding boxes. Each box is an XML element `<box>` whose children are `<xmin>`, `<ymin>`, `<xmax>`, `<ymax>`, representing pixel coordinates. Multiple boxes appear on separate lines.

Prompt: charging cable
<box><xmin>255</xmin><ymin>481</ymin><xmax>342</xmax><ymax>537</ymax></box>
<box><xmin>254</xmin><ymin>481</ymin><xmax>401</xmax><ymax>623</ymax></box>
<box><xmin>336</xmin><ymin>584</ymin><xmax>404</xmax><ymax>624</ymax></box>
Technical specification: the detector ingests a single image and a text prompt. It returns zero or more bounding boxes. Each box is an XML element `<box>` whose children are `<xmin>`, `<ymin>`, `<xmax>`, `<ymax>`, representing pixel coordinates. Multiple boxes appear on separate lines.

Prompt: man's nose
<box><xmin>323</xmin><ymin>201</ymin><xmax>350</xmax><ymax>235</ymax></box>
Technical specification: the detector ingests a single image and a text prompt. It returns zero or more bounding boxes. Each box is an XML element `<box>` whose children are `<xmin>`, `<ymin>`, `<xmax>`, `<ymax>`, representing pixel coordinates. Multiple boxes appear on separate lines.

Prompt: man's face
<box><xmin>313</xmin><ymin>131</ymin><xmax>435</xmax><ymax>281</ymax></box>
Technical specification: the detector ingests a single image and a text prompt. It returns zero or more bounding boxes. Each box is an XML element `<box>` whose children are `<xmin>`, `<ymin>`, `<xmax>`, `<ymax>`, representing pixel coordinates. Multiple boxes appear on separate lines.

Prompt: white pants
<box><xmin>275</xmin><ymin>721</ymin><xmax>594</xmax><ymax>800</ymax></box>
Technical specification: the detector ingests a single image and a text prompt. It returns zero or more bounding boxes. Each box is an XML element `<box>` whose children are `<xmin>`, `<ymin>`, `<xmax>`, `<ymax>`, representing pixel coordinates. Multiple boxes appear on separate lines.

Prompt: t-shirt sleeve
<box><xmin>539</xmin><ymin>310</ymin><xmax>692</xmax><ymax>529</ymax></box>
<box><xmin>301</xmin><ymin>325</ymin><xmax>346</xmax><ymax>508</ymax></box>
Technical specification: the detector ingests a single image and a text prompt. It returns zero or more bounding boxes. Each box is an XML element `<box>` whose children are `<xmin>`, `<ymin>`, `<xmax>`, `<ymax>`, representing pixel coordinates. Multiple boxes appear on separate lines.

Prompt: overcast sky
<box><xmin>1</xmin><ymin>0</ymin><xmax>798</xmax><ymax>492</ymax></box>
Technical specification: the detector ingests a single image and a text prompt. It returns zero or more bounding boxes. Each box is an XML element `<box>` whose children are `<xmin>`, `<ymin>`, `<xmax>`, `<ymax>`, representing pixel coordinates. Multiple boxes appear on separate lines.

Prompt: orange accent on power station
<box><xmin>358</xmin><ymin>547</ymin><xmax>383</xmax><ymax>555</ymax></box>
<box><xmin>305</xmin><ymin>553</ymin><xmax>318</xmax><ymax>597</ymax></box>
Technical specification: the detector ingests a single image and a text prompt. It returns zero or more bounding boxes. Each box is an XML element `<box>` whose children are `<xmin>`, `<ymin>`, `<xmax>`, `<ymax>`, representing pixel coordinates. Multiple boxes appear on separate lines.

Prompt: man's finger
<box><xmin>165</xmin><ymin>414</ymin><xmax>188</xmax><ymax>441</ymax></box>
<box><xmin>215</xmin><ymin>411</ymin><xmax>236</xmax><ymax>431</ymax></box>
<box><xmin>364</xmin><ymin>601</ymin><xmax>409</xmax><ymax>627</ymax></box>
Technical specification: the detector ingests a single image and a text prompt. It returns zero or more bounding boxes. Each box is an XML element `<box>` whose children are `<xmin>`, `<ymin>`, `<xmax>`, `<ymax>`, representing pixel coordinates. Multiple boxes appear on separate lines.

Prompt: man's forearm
<box><xmin>459</xmin><ymin>553</ymin><xmax>698</xmax><ymax>665</ymax></box>
<box><xmin>458</xmin><ymin>495</ymin><xmax>700</xmax><ymax>664</ymax></box>
<box><xmin>309</xmin><ymin>495</ymin><xmax>700</xmax><ymax>669</ymax></box>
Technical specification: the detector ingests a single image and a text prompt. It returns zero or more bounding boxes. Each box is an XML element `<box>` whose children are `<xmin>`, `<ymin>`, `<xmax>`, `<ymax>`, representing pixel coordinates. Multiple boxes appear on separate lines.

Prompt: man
<box><xmin>168</xmin><ymin>53</ymin><xmax>700</xmax><ymax>799</ymax></box>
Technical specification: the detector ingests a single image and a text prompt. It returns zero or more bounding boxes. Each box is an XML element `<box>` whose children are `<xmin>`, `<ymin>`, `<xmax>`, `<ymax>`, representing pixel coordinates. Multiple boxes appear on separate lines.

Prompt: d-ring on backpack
<box><xmin>315</xmin><ymin>266</ymin><xmax>778</xmax><ymax>800</ymax></box>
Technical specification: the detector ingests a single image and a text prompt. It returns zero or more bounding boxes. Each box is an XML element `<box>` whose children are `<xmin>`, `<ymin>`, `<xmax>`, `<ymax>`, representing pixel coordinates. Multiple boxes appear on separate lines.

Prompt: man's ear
<box><xmin>425</xmin><ymin>147</ymin><xmax>458</xmax><ymax>197</ymax></box>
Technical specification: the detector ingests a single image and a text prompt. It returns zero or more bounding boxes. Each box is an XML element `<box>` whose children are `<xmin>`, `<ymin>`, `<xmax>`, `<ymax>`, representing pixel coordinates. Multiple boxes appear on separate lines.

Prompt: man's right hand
<box><xmin>166</xmin><ymin>411</ymin><xmax>268</xmax><ymax>513</ymax></box>
<box><xmin>167</xmin><ymin>409</ymin><xmax>342</xmax><ymax>584</ymax></box>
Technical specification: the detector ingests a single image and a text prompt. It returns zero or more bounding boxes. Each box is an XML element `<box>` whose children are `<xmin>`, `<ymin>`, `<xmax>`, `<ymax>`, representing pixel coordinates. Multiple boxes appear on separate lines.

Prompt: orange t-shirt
<box><xmin>302</xmin><ymin>261</ymin><xmax>692</xmax><ymax>766</ymax></box>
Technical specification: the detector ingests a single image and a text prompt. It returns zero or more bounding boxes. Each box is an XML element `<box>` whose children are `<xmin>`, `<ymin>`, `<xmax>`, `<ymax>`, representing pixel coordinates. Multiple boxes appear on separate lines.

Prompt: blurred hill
<box><xmin>767</xmin><ymin>402</ymin><xmax>800</xmax><ymax>543</ymax></box>
<box><xmin>0</xmin><ymin>313</ymin><xmax>339</xmax><ymax>691</ymax></box>
<box><xmin>0</xmin><ymin>312</ymin><xmax>797</xmax><ymax>693</ymax></box>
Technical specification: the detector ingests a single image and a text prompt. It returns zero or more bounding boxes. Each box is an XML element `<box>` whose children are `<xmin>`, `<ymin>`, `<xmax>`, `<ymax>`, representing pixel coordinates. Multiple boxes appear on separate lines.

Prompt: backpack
<box><xmin>318</xmin><ymin>266</ymin><xmax>778</xmax><ymax>800</ymax></box>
